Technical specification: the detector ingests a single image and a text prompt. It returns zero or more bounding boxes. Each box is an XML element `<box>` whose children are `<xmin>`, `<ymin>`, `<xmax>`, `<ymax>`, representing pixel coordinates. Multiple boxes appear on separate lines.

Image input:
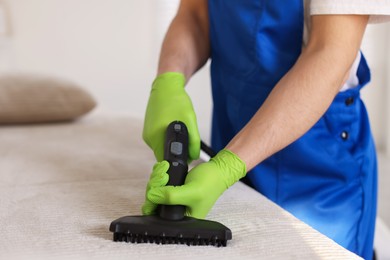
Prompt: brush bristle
<box><xmin>109</xmin><ymin>215</ymin><xmax>231</xmax><ymax>247</ymax></box>
<box><xmin>113</xmin><ymin>232</ymin><xmax>227</xmax><ymax>247</ymax></box>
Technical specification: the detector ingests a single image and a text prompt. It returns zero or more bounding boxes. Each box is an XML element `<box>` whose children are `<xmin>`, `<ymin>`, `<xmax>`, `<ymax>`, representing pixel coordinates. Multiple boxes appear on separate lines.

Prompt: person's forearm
<box><xmin>226</xmin><ymin>48</ymin><xmax>351</xmax><ymax>170</ymax></box>
<box><xmin>226</xmin><ymin>15</ymin><xmax>369</xmax><ymax>171</ymax></box>
<box><xmin>157</xmin><ymin>1</ymin><xmax>210</xmax><ymax>81</ymax></box>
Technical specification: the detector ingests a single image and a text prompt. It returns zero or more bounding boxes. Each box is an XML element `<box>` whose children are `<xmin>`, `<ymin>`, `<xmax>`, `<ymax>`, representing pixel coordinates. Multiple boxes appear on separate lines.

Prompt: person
<box><xmin>141</xmin><ymin>1</ymin><xmax>390</xmax><ymax>259</ymax></box>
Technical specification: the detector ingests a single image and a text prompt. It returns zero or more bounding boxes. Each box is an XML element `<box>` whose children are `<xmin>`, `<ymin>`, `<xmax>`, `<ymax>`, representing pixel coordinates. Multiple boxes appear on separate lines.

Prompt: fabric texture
<box><xmin>0</xmin><ymin>114</ymin><xmax>361</xmax><ymax>259</ymax></box>
<box><xmin>308</xmin><ymin>0</ymin><xmax>390</xmax><ymax>23</ymax></box>
<box><xmin>0</xmin><ymin>74</ymin><xmax>96</xmax><ymax>123</ymax></box>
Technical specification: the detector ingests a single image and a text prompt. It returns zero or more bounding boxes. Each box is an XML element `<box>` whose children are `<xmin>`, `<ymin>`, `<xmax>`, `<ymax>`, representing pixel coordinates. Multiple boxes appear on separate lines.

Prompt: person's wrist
<box><xmin>212</xmin><ymin>149</ymin><xmax>247</xmax><ymax>188</ymax></box>
<box><xmin>152</xmin><ymin>72</ymin><xmax>186</xmax><ymax>91</ymax></box>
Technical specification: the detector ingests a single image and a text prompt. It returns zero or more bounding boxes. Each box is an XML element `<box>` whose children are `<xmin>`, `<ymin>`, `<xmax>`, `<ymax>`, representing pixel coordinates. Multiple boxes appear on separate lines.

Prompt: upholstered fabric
<box><xmin>0</xmin><ymin>74</ymin><xmax>96</xmax><ymax>123</ymax></box>
<box><xmin>0</xmin><ymin>115</ymin><xmax>361</xmax><ymax>259</ymax></box>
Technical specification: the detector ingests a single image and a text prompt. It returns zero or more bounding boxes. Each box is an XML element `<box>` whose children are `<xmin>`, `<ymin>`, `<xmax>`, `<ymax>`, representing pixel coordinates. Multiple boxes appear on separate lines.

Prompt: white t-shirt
<box><xmin>303</xmin><ymin>0</ymin><xmax>390</xmax><ymax>91</ymax></box>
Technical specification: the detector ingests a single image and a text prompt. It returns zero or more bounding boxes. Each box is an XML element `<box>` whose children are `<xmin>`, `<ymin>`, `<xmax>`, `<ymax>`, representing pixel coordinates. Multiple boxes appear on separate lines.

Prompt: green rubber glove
<box><xmin>143</xmin><ymin>149</ymin><xmax>247</xmax><ymax>219</ymax></box>
<box><xmin>141</xmin><ymin>161</ymin><xmax>170</xmax><ymax>215</ymax></box>
<box><xmin>142</xmin><ymin>72</ymin><xmax>200</xmax><ymax>162</ymax></box>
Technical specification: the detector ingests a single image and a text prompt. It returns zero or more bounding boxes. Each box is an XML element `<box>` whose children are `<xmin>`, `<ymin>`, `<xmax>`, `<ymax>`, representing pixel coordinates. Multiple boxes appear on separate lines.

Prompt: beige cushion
<box><xmin>0</xmin><ymin>74</ymin><xmax>96</xmax><ymax>123</ymax></box>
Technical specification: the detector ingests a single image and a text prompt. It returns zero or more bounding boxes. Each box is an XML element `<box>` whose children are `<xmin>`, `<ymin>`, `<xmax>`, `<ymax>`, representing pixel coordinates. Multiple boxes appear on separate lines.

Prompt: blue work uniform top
<box><xmin>208</xmin><ymin>1</ymin><xmax>377</xmax><ymax>259</ymax></box>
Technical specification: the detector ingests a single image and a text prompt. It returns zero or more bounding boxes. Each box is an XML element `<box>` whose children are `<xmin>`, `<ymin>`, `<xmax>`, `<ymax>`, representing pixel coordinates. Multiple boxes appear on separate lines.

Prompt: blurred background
<box><xmin>0</xmin><ymin>0</ymin><xmax>389</xmax><ymax>243</ymax></box>
<box><xmin>0</xmin><ymin>0</ymin><xmax>389</xmax><ymax>150</ymax></box>
<box><xmin>0</xmin><ymin>0</ymin><xmax>214</xmax><ymax>143</ymax></box>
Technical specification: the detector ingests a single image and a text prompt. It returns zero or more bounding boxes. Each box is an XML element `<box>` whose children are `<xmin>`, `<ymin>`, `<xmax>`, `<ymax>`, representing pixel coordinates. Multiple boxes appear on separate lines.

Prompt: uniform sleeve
<box><xmin>309</xmin><ymin>0</ymin><xmax>390</xmax><ymax>23</ymax></box>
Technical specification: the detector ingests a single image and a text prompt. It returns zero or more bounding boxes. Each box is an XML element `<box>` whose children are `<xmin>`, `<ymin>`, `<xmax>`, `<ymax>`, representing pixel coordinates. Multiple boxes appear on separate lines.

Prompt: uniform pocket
<box><xmin>307</xmin><ymin>104</ymin><xmax>364</xmax><ymax>187</ymax></box>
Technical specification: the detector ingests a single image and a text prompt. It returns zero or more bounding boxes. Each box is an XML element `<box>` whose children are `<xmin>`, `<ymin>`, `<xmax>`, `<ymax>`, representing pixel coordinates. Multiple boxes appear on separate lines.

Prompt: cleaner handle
<box><xmin>158</xmin><ymin>121</ymin><xmax>189</xmax><ymax>220</ymax></box>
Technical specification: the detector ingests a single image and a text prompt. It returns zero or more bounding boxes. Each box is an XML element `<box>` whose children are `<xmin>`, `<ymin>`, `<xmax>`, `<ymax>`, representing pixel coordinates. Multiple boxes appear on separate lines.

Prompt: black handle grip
<box><xmin>158</xmin><ymin>121</ymin><xmax>189</xmax><ymax>221</ymax></box>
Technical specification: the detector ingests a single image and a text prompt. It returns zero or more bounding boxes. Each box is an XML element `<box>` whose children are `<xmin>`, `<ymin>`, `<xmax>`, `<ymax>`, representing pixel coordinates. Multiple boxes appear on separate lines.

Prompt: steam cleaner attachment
<box><xmin>109</xmin><ymin>121</ymin><xmax>232</xmax><ymax>246</ymax></box>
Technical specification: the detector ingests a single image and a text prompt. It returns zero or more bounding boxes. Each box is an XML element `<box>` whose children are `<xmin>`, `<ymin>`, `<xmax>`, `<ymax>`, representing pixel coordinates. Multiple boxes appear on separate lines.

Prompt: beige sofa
<box><xmin>0</xmin><ymin>114</ymin><xmax>361</xmax><ymax>259</ymax></box>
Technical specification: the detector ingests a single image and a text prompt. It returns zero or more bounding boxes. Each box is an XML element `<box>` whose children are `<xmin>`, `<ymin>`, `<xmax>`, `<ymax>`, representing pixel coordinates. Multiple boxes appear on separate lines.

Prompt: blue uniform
<box><xmin>208</xmin><ymin>1</ymin><xmax>377</xmax><ymax>259</ymax></box>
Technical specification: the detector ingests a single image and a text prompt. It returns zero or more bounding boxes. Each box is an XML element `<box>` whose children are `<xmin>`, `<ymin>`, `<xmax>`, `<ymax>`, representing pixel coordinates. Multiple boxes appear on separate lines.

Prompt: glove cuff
<box><xmin>152</xmin><ymin>72</ymin><xmax>186</xmax><ymax>91</ymax></box>
<box><xmin>212</xmin><ymin>149</ymin><xmax>247</xmax><ymax>188</ymax></box>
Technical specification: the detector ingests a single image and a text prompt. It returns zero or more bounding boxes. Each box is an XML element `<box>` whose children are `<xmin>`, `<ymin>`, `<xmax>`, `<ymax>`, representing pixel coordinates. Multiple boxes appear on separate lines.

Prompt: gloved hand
<box><xmin>141</xmin><ymin>161</ymin><xmax>170</xmax><ymax>215</ymax></box>
<box><xmin>142</xmin><ymin>72</ymin><xmax>200</xmax><ymax>162</ymax></box>
<box><xmin>142</xmin><ymin>149</ymin><xmax>247</xmax><ymax>219</ymax></box>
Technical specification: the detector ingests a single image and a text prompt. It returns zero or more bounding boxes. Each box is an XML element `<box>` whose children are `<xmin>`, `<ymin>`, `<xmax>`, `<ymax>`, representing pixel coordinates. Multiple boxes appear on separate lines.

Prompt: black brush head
<box><xmin>109</xmin><ymin>215</ymin><xmax>232</xmax><ymax>247</ymax></box>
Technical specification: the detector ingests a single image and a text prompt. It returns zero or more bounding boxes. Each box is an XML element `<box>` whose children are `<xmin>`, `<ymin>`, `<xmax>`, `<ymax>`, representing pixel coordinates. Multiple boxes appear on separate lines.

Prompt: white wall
<box><xmin>387</xmin><ymin>27</ymin><xmax>390</xmax><ymax>156</ymax></box>
<box><xmin>1</xmin><ymin>0</ymin><xmax>155</xmax><ymax>114</ymax></box>
<box><xmin>0</xmin><ymin>0</ymin><xmax>214</xmax><ymax>142</ymax></box>
<box><xmin>0</xmin><ymin>0</ymin><xmax>389</xmax><ymax>151</ymax></box>
<box><xmin>361</xmin><ymin>23</ymin><xmax>390</xmax><ymax>153</ymax></box>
